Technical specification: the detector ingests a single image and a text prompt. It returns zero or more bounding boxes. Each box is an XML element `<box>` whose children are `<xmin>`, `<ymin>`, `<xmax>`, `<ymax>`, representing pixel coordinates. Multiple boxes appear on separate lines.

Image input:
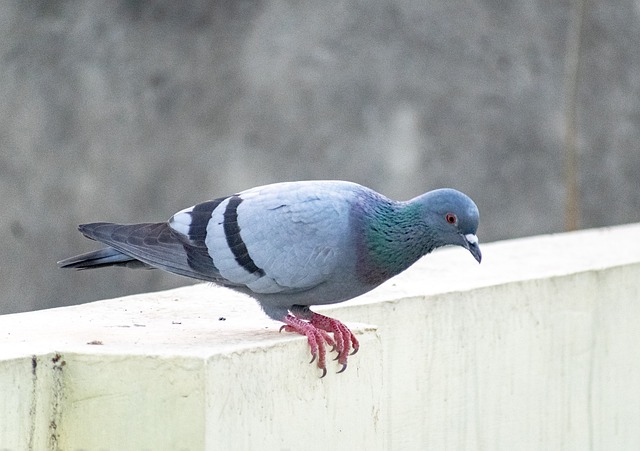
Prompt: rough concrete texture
<box><xmin>1</xmin><ymin>1</ymin><xmax>639</xmax><ymax>312</ymax></box>
<box><xmin>1</xmin><ymin>224</ymin><xmax>640</xmax><ymax>449</ymax></box>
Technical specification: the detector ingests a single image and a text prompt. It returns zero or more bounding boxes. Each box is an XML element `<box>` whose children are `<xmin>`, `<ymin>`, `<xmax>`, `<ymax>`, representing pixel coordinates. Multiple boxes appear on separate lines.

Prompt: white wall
<box><xmin>1</xmin><ymin>224</ymin><xmax>640</xmax><ymax>450</ymax></box>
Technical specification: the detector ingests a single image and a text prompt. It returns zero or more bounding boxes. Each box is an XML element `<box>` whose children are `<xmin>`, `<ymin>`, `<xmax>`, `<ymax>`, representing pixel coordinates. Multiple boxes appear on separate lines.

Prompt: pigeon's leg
<box><xmin>280</xmin><ymin>314</ymin><xmax>335</xmax><ymax>378</ymax></box>
<box><xmin>289</xmin><ymin>305</ymin><xmax>360</xmax><ymax>373</ymax></box>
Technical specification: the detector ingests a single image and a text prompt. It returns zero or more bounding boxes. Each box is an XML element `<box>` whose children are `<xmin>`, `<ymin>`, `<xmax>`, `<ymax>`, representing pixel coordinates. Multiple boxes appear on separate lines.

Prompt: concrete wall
<box><xmin>1</xmin><ymin>224</ymin><xmax>639</xmax><ymax>450</ymax></box>
<box><xmin>2</xmin><ymin>1</ymin><xmax>640</xmax><ymax>313</ymax></box>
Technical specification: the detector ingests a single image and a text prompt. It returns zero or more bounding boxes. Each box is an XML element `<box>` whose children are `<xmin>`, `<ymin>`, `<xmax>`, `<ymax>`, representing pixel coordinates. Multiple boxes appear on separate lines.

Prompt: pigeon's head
<box><xmin>420</xmin><ymin>188</ymin><xmax>482</xmax><ymax>263</ymax></box>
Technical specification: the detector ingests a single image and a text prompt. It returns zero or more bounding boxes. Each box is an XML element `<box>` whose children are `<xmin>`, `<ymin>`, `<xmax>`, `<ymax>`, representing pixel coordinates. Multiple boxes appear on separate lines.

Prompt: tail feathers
<box><xmin>57</xmin><ymin>247</ymin><xmax>150</xmax><ymax>270</ymax></box>
<box><xmin>59</xmin><ymin>222</ymin><xmax>222</xmax><ymax>283</ymax></box>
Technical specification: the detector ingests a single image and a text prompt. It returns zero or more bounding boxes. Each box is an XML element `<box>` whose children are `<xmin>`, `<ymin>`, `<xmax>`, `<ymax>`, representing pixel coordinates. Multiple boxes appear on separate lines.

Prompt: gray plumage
<box><xmin>59</xmin><ymin>180</ymin><xmax>481</xmax><ymax>375</ymax></box>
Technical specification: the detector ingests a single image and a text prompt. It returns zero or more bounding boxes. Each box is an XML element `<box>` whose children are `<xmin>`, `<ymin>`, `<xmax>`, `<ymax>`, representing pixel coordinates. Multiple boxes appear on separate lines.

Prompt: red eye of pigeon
<box><xmin>445</xmin><ymin>213</ymin><xmax>457</xmax><ymax>224</ymax></box>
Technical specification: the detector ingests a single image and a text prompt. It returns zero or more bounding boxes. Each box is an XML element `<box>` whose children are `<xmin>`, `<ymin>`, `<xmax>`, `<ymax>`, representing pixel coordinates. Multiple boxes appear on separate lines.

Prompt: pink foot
<box><xmin>280</xmin><ymin>312</ymin><xmax>359</xmax><ymax>376</ymax></box>
<box><xmin>280</xmin><ymin>315</ymin><xmax>335</xmax><ymax>377</ymax></box>
<box><xmin>309</xmin><ymin>313</ymin><xmax>359</xmax><ymax>373</ymax></box>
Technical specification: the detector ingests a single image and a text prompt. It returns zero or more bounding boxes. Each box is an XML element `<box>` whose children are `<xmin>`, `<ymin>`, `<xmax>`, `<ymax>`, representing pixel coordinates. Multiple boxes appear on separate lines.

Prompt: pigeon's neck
<box><xmin>357</xmin><ymin>199</ymin><xmax>436</xmax><ymax>285</ymax></box>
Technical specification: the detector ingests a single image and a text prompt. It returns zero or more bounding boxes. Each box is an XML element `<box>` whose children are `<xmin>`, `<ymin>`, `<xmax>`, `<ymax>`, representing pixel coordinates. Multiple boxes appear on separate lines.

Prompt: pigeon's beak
<box><xmin>463</xmin><ymin>233</ymin><xmax>482</xmax><ymax>263</ymax></box>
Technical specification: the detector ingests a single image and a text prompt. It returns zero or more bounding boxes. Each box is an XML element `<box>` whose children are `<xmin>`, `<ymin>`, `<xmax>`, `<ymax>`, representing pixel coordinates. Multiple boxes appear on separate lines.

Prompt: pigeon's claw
<box><xmin>309</xmin><ymin>312</ymin><xmax>358</xmax><ymax>370</ymax></box>
<box><xmin>282</xmin><ymin>315</ymin><xmax>335</xmax><ymax>376</ymax></box>
<box><xmin>281</xmin><ymin>312</ymin><xmax>357</xmax><ymax>376</ymax></box>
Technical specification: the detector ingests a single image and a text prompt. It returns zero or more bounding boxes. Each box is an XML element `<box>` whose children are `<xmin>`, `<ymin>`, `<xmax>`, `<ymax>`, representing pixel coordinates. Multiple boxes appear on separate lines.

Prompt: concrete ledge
<box><xmin>2</xmin><ymin>224</ymin><xmax>640</xmax><ymax>450</ymax></box>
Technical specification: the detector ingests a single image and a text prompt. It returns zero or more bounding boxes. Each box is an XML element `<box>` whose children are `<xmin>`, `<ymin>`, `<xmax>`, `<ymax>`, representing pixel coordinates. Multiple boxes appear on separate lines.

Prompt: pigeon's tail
<box><xmin>57</xmin><ymin>247</ymin><xmax>149</xmax><ymax>270</ymax></box>
<box><xmin>58</xmin><ymin>222</ymin><xmax>221</xmax><ymax>283</ymax></box>
<box><xmin>57</xmin><ymin>223</ymin><xmax>162</xmax><ymax>270</ymax></box>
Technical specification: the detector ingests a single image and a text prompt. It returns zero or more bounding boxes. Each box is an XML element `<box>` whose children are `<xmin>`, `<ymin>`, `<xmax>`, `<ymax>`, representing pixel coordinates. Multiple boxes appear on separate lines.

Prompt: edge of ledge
<box><xmin>1</xmin><ymin>223</ymin><xmax>639</xmax><ymax>361</ymax></box>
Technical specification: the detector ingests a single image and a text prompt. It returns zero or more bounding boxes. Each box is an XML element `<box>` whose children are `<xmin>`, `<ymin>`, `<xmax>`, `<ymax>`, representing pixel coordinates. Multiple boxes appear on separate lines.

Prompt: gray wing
<box><xmin>61</xmin><ymin>181</ymin><xmax>358</xmax><ymax>295</ymax></box>
<box><xmin>169</xmin><ymin>181</ymin><xmax>355</xmax><ymax>294</ymax></box>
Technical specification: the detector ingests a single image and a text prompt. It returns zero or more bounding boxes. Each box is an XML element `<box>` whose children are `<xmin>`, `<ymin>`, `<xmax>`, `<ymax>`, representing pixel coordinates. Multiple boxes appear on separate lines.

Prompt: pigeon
<box><xmin>59</xmin><ymin>180</ymin><xmax>481</xmax><ymax>376</ymax></box>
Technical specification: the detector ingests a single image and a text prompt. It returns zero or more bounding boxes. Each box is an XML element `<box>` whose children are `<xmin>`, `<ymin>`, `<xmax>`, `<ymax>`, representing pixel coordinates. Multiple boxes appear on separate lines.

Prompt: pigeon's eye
<box><xmin>445</xmin><ymin>213</ymin><xmax>457</xmax><ymax>224</ymax></box>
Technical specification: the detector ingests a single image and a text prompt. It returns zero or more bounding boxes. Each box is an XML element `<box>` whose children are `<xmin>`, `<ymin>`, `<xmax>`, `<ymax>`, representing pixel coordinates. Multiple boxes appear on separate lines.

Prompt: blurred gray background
<box><xmin>2</xmin><ymin>0</ymin><xmax>639</xmax><ymax>314</ymax></box>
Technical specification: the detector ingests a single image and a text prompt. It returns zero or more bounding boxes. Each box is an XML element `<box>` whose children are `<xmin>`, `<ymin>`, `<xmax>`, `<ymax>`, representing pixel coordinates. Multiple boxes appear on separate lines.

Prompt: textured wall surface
<box><xmin>2</xmin><ymin>225</ymin><xmax>640</xmax><ymax>449</ymax></box>
<box><xmin>1</xmin><ymin>0</ymin><xmax>639</xmax><ymax>313</ymax></box>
